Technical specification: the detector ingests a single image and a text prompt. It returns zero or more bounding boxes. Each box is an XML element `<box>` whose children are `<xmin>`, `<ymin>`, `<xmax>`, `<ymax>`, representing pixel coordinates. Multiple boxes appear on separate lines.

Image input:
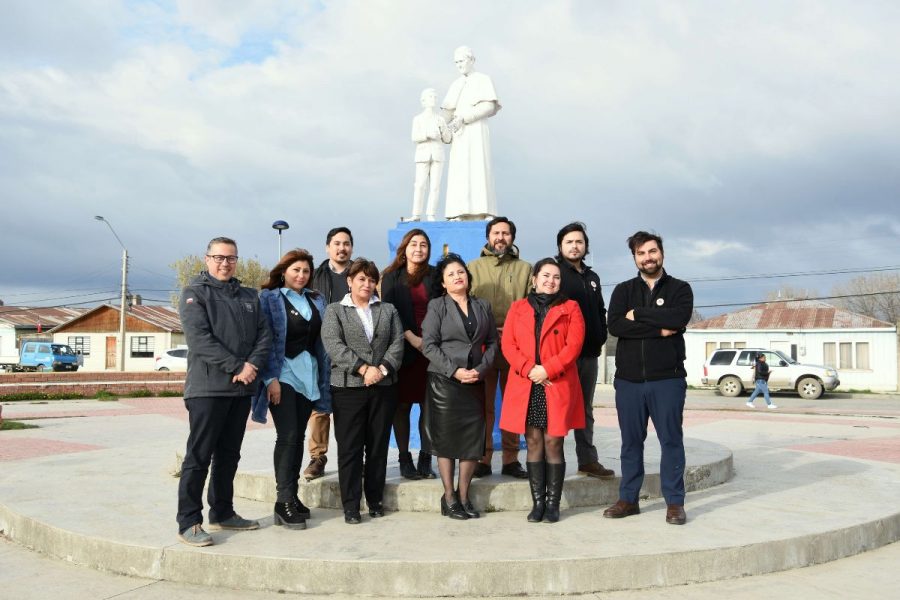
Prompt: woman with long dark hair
<box><xmin>500</xmin><ymin>257</ymin><xmax>585</xmax><ymax>523</ymax></box>
<box><xmin>321</xmin><ymin>259</ymin><xmax>405</xmax><ymax>524</ymax></box>
<box><xmin>420</xmin><ymin>253</ymin><xmax>498</xmax><ymax>519</ymax></box>
<box><xmin>252</xmin><ymin>249</ymin><xmax>331</xmax><ymax>530</ymax></box>
<box><xmin>381</xmin><ymin>228</ymin><xmax>437</xmax><ymax>479</ymax></box>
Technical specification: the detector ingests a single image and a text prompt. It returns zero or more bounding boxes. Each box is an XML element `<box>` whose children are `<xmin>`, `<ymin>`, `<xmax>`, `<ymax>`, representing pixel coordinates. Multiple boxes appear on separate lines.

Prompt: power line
<box><xmin>695</xmin><ymin>290</ymin><xmax>900</xmax><ymax>310</ymax></box>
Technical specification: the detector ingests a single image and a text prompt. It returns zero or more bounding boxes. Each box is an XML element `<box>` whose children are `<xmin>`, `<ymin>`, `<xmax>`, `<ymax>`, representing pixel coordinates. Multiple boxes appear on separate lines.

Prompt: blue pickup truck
<box><xmin>17</xmin><ymin>341</ymin><xmax>80</xmax><ymax>372</ymax></box>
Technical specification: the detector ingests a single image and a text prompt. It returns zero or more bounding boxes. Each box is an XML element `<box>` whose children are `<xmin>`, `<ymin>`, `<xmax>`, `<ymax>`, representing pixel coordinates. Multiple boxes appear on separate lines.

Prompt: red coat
<box><xmin>499</xmin><ymin>297</ymin><xmax>586</xmax><ymax>437</ymax></box>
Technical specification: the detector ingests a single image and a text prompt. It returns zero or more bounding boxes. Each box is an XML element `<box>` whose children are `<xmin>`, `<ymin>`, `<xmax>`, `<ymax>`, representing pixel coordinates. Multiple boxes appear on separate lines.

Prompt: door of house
<box><xmin>105</xmin><ymin>336</ymin><xmax>117</xmax><ymax>369</ymax></box>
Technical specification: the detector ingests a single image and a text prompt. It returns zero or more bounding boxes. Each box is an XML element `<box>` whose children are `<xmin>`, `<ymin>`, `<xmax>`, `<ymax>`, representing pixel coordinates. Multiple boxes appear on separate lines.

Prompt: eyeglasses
<box><xmin>206</xmin><ymin>255</ymin><xmax>239</xmax><ymax>264</ymax></box>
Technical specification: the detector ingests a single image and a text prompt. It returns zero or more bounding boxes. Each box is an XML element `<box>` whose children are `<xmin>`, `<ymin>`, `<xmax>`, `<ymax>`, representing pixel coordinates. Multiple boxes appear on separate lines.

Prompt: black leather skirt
<box><xmin>420</xmin><ymin>372</ymin><xmax>486</xmax><ymax>460</ymax></box>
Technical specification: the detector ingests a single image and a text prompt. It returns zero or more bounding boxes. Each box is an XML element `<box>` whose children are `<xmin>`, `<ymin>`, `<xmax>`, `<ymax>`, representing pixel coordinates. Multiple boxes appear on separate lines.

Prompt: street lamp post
<box><xmin>272</xmin><ymin>220</ymin><xmax>289</xmax><ymax>259</ymax></box>
<box><xmin>95</xmin><ymin>216</ymin><xmax>128</xmax><ymax>372</ymax></box>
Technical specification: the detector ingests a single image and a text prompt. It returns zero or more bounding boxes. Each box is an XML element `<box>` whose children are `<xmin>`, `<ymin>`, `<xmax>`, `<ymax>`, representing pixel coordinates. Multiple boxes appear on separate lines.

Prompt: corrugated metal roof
<box><xmin>0</xmin><ymin>306</ymin><xmax>88</xmax><ymax>329</ymax></box>
<box><xmin>690</xmin><ymin>300</ymin><xmax>895</xmax><ymax>330</ymax></box>
<box><xmin>47</xmin><ymin>304</ymin><xmax>182</xmax><ymax>333</ymax></box>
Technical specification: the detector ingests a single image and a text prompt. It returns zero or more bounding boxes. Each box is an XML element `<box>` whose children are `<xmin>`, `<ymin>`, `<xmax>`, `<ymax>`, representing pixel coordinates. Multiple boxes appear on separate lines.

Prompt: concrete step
<box><xmin>226</xmin><ymin>438</ymin><xmax>733</xmax><ymax>512</ymax></box>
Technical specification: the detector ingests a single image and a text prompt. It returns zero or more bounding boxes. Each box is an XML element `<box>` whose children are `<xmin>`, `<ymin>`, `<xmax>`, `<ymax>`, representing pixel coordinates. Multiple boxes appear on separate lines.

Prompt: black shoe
<box><xmin>344</xmin><ymin>510</ymin><xmax>361</xmax><ymax>525</ymax></box>
<box><xmin>461</xmin><ymin>497</ymin><xmax>480</xmax><ymax>519</ymax></box>
<box><xmin>398</xmin><ymin>451</ymin><xmax>421</xmax><ymax>480</ymax></box>
<box><xmin>292</xmin><ymin>496</ymin><xmax>311</xmax><ymax>519</ymax></box>
<box><xmin>544</xmin><ymin>462</ymin><xmax>566</xmax><ymax>523</ymax></box>
<box><xmin>273</xmin><ymin>502</ymin><xmax>307</xmax><ymax>530</ymax></box>
<box><xmin>472</xmin><ymin>462</ymin><xmax>492</xmax><ymax>478</ymax></box>
<box><xmin>416</xmin><ymin>451</ymin><xmax>437</xmax><ymax>479</ymax></box>
<box><xmin>440</xmin><ymin>495</ymin><xmax>469</xmax><ymax>520</ymax></box>
<box><xmin>526</xmin><ymin>461</ymin><xmax>546</xmax><ymax>523</ymax></box>
<box><xmin>368</xmin><ymin>502</ymin><xmax>385</xmax><ymax>518</ymax></box>
<box><xmin>501</xmin><ymin>460</ymin><xmax>528</xmax><ymax>479</ymax></box>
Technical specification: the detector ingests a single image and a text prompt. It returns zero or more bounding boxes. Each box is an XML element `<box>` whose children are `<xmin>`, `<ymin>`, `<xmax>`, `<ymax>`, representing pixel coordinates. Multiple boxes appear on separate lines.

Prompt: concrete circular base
<box><xmin>229</xmin><ymin>438</ymin><xmax>733</xmax><ymax>512</ymax></box>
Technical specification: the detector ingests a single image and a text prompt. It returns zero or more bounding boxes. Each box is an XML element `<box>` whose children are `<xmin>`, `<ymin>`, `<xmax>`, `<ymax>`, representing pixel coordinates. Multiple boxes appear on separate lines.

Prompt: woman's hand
<box><xmin>363</xmin><ymin>366</ymin><xmax>383</xmax><ymax>387</ymax></box>
<box><xmin>453</xmin><ymin>368</ymin><xmax>480</xmax><ymax>384</ymax></box>
<box><xmin>404</xmin><ymin>330</ymin><xmax>424</xmax><ymax>352</ymax></box>
<box><xmin>267</xmin><ymin>379</ymin><xmax>282</xmax><ymax>405</ymax></box>
<box><xmin>528</xmin><ymin>365</ymin><xmax>551</xmax><ymax>386</ymax></box>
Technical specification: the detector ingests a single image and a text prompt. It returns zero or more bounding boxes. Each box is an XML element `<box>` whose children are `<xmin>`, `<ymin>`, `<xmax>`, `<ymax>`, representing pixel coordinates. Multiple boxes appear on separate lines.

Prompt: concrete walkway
<box><xmin>1</xmin><ymin>391</ymin><xmax>899</xmax><ymax>596</ymax></box>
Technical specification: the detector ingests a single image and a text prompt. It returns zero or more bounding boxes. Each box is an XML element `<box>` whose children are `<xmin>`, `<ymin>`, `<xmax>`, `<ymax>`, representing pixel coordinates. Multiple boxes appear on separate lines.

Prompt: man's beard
<box><xmin>638</xmin><ymin>260</ymin><xmax>662</xmax><ymax>277</ymax></box>
<box><xmin>490</xmin><ymin>243</ymin><xmax>509</xmax><ymax>256</ymax></box>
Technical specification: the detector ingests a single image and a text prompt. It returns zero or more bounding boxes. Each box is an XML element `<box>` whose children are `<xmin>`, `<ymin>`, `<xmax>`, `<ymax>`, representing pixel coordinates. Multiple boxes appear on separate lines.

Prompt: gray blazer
<box><xmin>422</xmin><ymin>295</ymin><xmax>498</xmax><ymax>379</ymax></box>
<box><xmin>321</xmin><ymin>300</ymin><xmax>405</xmax><ymax>388</ymax></box>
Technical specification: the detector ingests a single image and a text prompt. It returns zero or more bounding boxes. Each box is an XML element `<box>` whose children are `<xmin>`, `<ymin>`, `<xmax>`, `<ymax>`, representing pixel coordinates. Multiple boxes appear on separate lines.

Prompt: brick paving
<box><xmin>788</xmin><ymin>436</ymin><xmax>900</xmax><ymax>464</ymax></box>
<box><xmin>0</xmin><ymin>438</ymin><xmax>103</xmax><ymax>461</ymax></box>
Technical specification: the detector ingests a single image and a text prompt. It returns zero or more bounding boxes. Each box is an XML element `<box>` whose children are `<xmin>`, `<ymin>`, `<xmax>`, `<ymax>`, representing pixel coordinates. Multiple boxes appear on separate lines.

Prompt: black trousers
<box><xmin>269</xmin><ymin>383</ymin><xmax>314</xmax><ymax>502</ymax></box>
<box><xmin>176</xmin><ymin>395</ymin><xmax>250</xmax><ymax>533</ymax></box>
<box><xmin>331</xmin><ymin>384</ymin><xmax>398</xmax><ymax>513</ymax></box>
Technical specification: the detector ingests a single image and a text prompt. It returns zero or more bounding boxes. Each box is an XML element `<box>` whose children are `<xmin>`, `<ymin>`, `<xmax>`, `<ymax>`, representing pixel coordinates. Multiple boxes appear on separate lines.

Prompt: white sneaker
<box><xmin>745</xmin><ymin>401</ymin><xmax>755</xmax><ymax>408</ymax></box>
<box><xmin>768</xmin><ymin>404</ymin><xmax>778</xmax><ymax>409</ymax></box>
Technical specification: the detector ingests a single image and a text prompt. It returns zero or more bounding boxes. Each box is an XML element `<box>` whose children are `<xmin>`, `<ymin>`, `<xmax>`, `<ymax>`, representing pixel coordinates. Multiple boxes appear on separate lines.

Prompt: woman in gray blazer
<box><xmin>421</xmin><ymin>253</ymin><xmax>499</xmax><ymax>520</ymax></box>
<box><xmin>321</xmin><ymin>259</ymin><xmax>404</xmax><ymax>524</ymax></box>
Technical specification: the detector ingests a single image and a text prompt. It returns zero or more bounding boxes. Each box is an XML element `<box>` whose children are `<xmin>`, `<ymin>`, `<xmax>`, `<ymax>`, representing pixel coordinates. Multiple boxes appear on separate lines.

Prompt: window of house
<box><xmin>823</xmin><ymin>342</ymin><xmax>836</xmax><ymax>368</ymax></box>
<box><xmin>856</xmin><ymin>343</ymin><xmax>870</xmax><ymax>370</ymax></box>
<box><xmin>705</xmin><ymin>342</ymin><xmax>717</xmax><ymax>358</ymax></box>
<box><xmin>68</xmin><ymin>336</ymin><xmax>91</xmax><ymax>357</ymax></box>
<box><xmin>839</xmin><ymin>342</ymin><xmax>853</xmax><ymax>369</ymax></box>
<box><xmin>734</xmin><ymin>342</ymin><xmax>746</xmax><ymax>348</ymax></box>
<box><xmin>719</xmin><ymin>342</ymin><xmax>732</xmax><ymax>349</ymax></box>
<box><xmin>130</xmin><ymin>336</ymin><xmax>155</xmax><ymax>358</ymax></box>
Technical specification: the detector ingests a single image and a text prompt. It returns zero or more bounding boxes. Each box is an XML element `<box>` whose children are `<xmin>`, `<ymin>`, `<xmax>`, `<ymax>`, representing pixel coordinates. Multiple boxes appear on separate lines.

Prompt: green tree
<box><xmin>169</xmin><ymin>255</ymin><xmax>270</xmax><ymax>306</ymax></box>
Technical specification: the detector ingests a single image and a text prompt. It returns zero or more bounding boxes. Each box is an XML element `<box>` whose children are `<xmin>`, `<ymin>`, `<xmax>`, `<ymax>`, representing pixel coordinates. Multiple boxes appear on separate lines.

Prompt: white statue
<box><xmin>410</xmin><ymin>88</ymin><xmax>452</xmax><ymax>221</ymax></box>
<box><xmin>442</xmin><ymin>46</ymin><xmax>501</xmax><ymax>220</ymax></box>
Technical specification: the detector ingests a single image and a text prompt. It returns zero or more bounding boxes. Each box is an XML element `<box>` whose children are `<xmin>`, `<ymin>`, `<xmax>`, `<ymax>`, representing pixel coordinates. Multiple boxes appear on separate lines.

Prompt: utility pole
<box><xmin>95</xmin><ymin>216</ymin><xmax>128</xmax><ymax>372</ymax></box>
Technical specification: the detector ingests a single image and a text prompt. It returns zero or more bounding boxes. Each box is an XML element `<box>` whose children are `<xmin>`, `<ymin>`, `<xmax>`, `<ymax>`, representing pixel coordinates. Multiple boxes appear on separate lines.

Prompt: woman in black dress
<box><xmin>381</xmin><ymin>229</ymin><xmax>437</xmax><ymax>479</ymax></box>
<box><xmin>420</xmin><ymin>254</ymin><xmax>498</xmax><ymax>519</ymax></box>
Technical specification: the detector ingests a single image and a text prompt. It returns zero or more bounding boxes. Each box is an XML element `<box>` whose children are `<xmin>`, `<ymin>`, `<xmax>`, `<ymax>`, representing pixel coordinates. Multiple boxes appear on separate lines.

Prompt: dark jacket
<box><xmin>421</xmin><ymin>295</ymin><xmax>498</xmax><ymax>379</ymax></box>
<box><xmin>179</xmin><ymin>272</ymin><xmax>272</xmax><ymax>399</ymax></box>
<box><xmin>557</xmin><ymin>258</ymin><xmax>608</xmax><ymax>358</ymax></box>
<box><xmin>312</xmin><ymin>259</ymin><xmax>349</xmax><ymax>304</ymax></box>
<box><xmin>607</xmin><ymin>270</ymin><xmax>693</xmax><ymax>382</ymax></box>
<box><xmin>380</xmin><ymin>266</ymin><xmax>436</xmax><ymax>367</ymax></box>
<box><xmin>754</xmin><ymin>360</ymin><xmax>771</xmax><ymax>382</ymax></box>
<box><xmin>321</xmin><ymin>299</ymin><xmax>405</xmax><ymax>388</ymax></box>
<box><xmin>251</xmin><ymin>288</ymin><xmax>332</xmax><ymax>423</ymax></box>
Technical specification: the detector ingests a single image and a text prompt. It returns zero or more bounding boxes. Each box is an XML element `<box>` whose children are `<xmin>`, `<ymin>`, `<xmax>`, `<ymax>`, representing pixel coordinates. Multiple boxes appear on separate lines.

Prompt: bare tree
<box><xmin>169</xmin><ymin>255</ymin><xmax>270</xmax><ymax>306</ymax></box>
<box><xmin>831</xmin><ymin>273</ymin><xmax>900</xmax><ymax>324</ymax></box>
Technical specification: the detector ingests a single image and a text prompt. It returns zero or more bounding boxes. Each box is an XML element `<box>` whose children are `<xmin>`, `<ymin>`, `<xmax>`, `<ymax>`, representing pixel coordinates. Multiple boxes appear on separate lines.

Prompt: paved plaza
<box><xmin>1</xmin><ymin>387</ymin><xmax>899</xmax><ymax>598</ymax></box>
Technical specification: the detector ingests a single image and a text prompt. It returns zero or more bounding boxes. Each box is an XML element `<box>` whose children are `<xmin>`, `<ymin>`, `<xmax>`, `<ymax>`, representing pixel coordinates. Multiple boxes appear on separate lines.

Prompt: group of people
<box><xmin>175</xmin><ymin>219</ymin><xmax>694</xmax><ymax>547</ymax></box>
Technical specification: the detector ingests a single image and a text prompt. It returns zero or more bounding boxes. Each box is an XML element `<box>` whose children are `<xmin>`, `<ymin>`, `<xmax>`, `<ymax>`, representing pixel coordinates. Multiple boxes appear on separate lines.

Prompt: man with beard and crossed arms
<box><xmin>467</xmin><ymin>216</ymin><xmax>531</xmax><ymax>479</ymax></box>
<box><xmin>304</xmin><ymin>227</ymin><xmax>354</xmax><ymax>481</ymax></box>
<box><xmin>603</xmin><ymin>231</ymin><xmax>693</xmax><ymax>525</ymax></box>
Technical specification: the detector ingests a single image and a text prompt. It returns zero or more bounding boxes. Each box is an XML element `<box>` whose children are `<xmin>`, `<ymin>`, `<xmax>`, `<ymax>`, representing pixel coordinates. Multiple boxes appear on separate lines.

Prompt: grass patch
<box><xmin>158</xmin><ymin>390</ymin><xmax>184</xmax><ymax>397</ymax></box>
<box><xmin>1</xmin><ymin>420</ymin><xmax>39</xmax><ymax>430</ymax></box>
<box><xmin>94</xmin><ymin>390</ymin><xmax>119</xmax><ymax>401</ymax></box>
<box><xmin>0</xmin><ymin>392</ymin><xmax>87</xmax><ymax>402</ymax></box>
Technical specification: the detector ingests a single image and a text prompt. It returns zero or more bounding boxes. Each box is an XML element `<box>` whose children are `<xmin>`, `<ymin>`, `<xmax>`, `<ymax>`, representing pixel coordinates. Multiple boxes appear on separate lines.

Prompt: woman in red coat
<box><xmin>500</xmin><ymin>258</ymin><xmax>585</xmax><ymax>523</ymax></box>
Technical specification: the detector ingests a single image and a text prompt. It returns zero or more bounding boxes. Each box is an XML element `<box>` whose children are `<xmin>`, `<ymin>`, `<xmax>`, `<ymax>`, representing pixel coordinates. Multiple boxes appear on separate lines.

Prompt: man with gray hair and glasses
<box><xmin>176</xmin><ymin>236</ymin><xmax>272</xmax><ymax>546</ymax></box>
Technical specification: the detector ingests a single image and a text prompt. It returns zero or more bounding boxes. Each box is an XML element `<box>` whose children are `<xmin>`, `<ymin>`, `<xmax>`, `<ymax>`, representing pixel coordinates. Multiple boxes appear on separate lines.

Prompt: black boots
<box><xmin>544</xmin><ymin>462</ymin><xmax>566</xmax><ymax>523</ymax></box>
<box><xmin>440</xmin><ymin>494</ymin><xmax>469</xmax><ymax>520</ymax></box>
<box><xmin>399</xmin><ymin>451</ymin><xmax>421</xmax><ymax>480</ymax></box>
<box><xmin>526</xmin><ymin>461</ymin><xmax>546</xmax><ymax>523</ymax></box>
<box><xmin>417</xmin><ymin>451</ymin><xmax>436</xmax><ymax>479</ymax></box>
<box><xmin>273</xmin><ymin>501</ymin><xmax>307</xmax><ymax>530</ymax></box>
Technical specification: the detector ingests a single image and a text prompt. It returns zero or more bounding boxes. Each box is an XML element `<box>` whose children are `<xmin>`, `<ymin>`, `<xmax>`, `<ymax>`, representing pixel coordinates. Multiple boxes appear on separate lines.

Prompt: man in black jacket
<box><xmin>304</xmin><ymin>226</ymin><xmax>353</xmax><ymax>481</ymax></box>
<box><xmin>556</xmin><ymin>222</ymin><xmax>614</xmax><ymax>479</ymax></box>
<box><xmin>177</xmin><ymin>237</ymin><xmax>272</xmax><ymax>546</ymax></box>
<box><xmin>602</xmin><ymin>231</ymin><xmax>693</xmax><ymax>525</ymax></box>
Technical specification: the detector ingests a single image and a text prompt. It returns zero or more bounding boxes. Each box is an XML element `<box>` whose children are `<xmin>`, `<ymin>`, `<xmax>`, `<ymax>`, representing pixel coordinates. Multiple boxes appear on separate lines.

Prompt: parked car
<box><xmin>18</xmin><ymin>341</ymin><xmax>79</xmax><ymax>372</ymax></box>
<box><xmin>702</xmin><ymin>347</ymin><xmax>839</xmax><ymax>400</ymax></box>
<box><xmin>154</xmin><ymin>347</ymin><xmax>188</xmax><ymax>372</ymax></box>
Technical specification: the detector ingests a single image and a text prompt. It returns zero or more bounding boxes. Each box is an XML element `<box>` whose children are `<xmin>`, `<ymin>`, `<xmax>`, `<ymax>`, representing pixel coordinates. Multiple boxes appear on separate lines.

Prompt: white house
<box><xmin>49</xmin><ymin>304</ymin><xmax>184</xmax><ymax>372</ymax></box>
<box><xmin>685</xmin><ymin>300</ymin><xmax>898</xmax><ymax>392</ymax></box>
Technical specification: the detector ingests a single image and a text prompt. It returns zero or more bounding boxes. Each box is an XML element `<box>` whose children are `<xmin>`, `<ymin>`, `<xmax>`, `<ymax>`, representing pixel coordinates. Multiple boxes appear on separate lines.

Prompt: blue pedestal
<box><xmin>386</xmin><ymin>220</ymin><xmax>509</xmax><ymax>452</ymax></box>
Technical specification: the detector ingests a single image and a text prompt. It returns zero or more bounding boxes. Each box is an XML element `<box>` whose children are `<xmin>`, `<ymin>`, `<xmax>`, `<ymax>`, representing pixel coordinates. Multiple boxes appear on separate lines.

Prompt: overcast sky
<box><xmin>2</xmin><ymin>0</ymin><xmax>899</xmax><ymax>316</ymax></box>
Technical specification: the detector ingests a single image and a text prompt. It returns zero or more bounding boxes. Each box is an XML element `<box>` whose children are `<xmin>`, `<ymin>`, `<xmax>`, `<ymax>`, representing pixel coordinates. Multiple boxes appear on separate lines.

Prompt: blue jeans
<box><xmin>747</xmin><ymin>379</ymin><xmax>771</xmax><ymax>405</ymax></box>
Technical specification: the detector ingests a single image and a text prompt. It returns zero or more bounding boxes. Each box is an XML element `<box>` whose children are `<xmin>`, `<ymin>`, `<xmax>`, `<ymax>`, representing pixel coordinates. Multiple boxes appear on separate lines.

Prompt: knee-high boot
<box><xmin>544</xmin><ymin>462</ymin><xmax>566</xmax><ymax>523</ymax></box>
<box><xmin>526</xmin><ymin>461</ymin><xmax>546</xmax><ymax>523</ymax></box>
